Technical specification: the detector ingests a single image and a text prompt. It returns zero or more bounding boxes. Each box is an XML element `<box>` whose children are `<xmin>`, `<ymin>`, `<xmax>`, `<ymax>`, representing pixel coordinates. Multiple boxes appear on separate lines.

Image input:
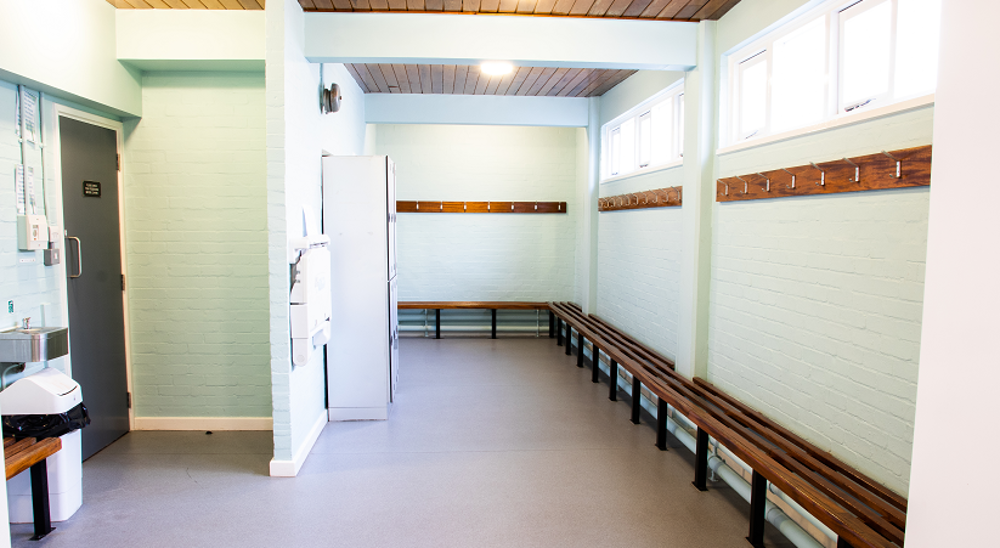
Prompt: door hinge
<box><xmin>127</xmin><ymin>392</ymin><xmax>132</xmax><ymax>409</ymax></box>
<box><xmin>116</xmin><ymin>154</ymin><xmax>121</xmax><ymax>172</ymax></box>
<box><xmin>121</xmin><ymin>274</ymin><xmax>125</xmax><ymax>291</ymax></box>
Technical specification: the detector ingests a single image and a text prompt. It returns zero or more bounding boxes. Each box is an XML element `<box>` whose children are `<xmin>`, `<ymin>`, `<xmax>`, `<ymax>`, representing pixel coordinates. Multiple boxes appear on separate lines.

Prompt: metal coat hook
<box><xmin>488</xmin><ymin>201</ymin><xmax>491</xmax><ymax>211</ymax></box>
<box><xmin>534</xmin><ymin>202</ymin><xmax>538</xmax><ymax>211</ymax></box>
<box><xmin>882</xmin><ymin>151</ymin><xmax>902</xmax><ymax>178</ymax></box>
<box><xmin>510</xmin><ymin>203</ymin><xmax>514</xmax><ymax>211</ymax></box>
<box><xmin>843</xmin><ymin>157</ymin><xmax>860</xmax><ymax>183</ymax></box>
<box><xmin>757</xmin><ymin>172</ymin><xmax>770</xmax><ymax>192</ymax></box>
<box><xmin>810</xmin><ymin>162</ymin><xmax>825</xmax><ymax>187</ymax></box>
<box><xmin>464</xmin><ymin>202</ymin><xmax>467</xmax><ymax>212</ymax></box>
<box><xmin>723</xmin><ymin>182</ymin><xmax>730</xmax><ymax>196</ymax></box>
<box><xmin>736</xmin><ymin>175</ymin><xmax>749</xmax><ymax>194</ymax></box>
<box><xmin>416</xmin><ymin>201</ymin><xmax>420</xmax><ymax>210</ymax></box>
<box><xmin>440</xmin><ymin>202</ymin><xmax>443</xmax><ymax>211</ymax></box>
<box><xmin>781</xmin><ymin>168</ymin><xmax>796</xmax><ymax>189</ymax></box>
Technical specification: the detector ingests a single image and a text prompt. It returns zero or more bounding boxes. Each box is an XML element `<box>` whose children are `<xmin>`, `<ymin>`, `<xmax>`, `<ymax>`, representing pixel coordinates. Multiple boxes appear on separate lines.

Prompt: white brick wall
<box><xmin>376</xmin><ymin>124</ymin><xmax>579</xmax><ymax>301</ymax></box>
<box><xmin>596</xmin><ymin>165</ymin><xmax>685</xmax><ymax>359</ymax></box>
<box><xmin>124</xmin><ymin>72</ymin><xmax>270</xmax><ymax>419</ymax></box>
<box><xmin>708</xmin><ymin>108</ymin><xmax>934</xmax><ymax>494</ymax></box>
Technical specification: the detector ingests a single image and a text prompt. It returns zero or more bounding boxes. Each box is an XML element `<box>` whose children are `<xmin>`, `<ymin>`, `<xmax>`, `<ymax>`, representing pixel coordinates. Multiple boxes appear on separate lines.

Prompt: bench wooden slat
<box><xmin>399</xmin><ymin>301</ymin><xmax>548</xmax><ymax>310</ymax></box>
<box><xmin>548</xmin><ymin>302</ymin><xmax>904</xmax><ymax>548</ymax></box>
<box><xmin>5</xmin><ymin>437</ymin><xmax>61</xmax><ymax>480</ymax></box>
<box><xmin>551</xmin><ymin>303</ymin><xmax>674</xmax><ymax>375</ymax></box>
<box><xmin>694</xmin><ymin>377</ymin><xmax>908</xmax><ymax>513</ymax></box>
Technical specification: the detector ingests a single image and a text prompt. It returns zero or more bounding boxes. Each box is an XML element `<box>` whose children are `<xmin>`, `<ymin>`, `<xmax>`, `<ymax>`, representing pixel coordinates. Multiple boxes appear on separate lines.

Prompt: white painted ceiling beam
<box><xmin>116</xmin><ymin>10</ymin><xmax>265</xmax><ymax>72</ymax></box>
<box><xmin>305</xmin><ymin>13</ymin><xmax>698</xmax><ymax>70</ymax></box>
<box><xmin>365</xmin><ymin>94</ymin><xmax>590</xmax><ymax>127</ymax></box>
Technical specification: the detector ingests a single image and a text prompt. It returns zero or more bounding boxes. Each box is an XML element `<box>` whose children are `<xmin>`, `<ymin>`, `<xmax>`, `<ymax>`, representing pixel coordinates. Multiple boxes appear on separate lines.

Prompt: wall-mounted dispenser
<box><xmin>289</xmin><ymin>207</ymin><xmax>332</xmax><ymax>367</ymax></box>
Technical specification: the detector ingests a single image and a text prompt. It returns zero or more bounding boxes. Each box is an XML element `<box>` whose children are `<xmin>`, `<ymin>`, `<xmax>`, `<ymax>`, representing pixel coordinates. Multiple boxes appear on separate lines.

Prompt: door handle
<box><xmin>67</xmin><ymin>236</ymin><xmax>83</xmax><ymax>278</ymax></box>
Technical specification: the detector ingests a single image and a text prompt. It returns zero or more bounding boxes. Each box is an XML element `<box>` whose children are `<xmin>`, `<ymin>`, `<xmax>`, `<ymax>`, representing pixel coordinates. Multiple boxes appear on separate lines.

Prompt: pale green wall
<box><xmin>589</xmin><ymin>0</ymin><xmax>934</xmax><ymax>495</ymax></box>
<box><xmin>376</xmin><ymin>124</ymin><xmax>578</xmax><ymax>302</ymax></box>
<box><xmin>124</xmin><ymin>72</ymin><xmax>270</xmax><ymax>419</ymax></box>
<box><xmin>704</xmin><ymin>1</ymin><xmax>933</xmax><ymax>494</ymax></box>
<box><xmin>0</xmin><ymin>81</ymin><xmax>65</xmax><ymax>369</ymax></box>
<box><xmin>708</xmin><ymin>108</ymin><xmax>933</xmax><ymax>495</ymax></box>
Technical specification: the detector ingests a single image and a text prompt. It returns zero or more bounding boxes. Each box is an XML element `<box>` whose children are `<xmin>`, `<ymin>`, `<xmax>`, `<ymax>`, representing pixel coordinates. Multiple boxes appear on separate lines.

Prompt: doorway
<box><xmin>58</xmin><ymin>115</ymin><xmax>130</xmax><ymax>460</ymax></box>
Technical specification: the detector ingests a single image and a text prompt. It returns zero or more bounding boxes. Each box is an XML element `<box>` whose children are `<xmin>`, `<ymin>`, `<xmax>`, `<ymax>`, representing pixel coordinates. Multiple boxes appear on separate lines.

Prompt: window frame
<box><xmin>724</xmin><ymin>0</ymin><xmax>939</xmax><ymax>148</ymax></box>
<box><xmin>601</xmin><ymin>81</ymin><xmax>685</xmax><ymax>183</ymax></box>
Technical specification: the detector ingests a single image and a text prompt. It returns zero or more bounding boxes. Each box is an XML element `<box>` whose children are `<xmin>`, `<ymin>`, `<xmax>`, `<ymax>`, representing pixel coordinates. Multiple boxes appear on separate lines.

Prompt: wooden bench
<box><xmin>548</xmin><ymin>301</ymin><xmax>906</xmax><ymax>548</ymax></box>
<box><xmin>398</xmin><ymin>301</ymin><xmax>550</xmax><ymax>339</ymax></box>
<box><xmin>4</xmin><ymin>436</ymin><xmax>62</xmax><ymax>540</ymax></box>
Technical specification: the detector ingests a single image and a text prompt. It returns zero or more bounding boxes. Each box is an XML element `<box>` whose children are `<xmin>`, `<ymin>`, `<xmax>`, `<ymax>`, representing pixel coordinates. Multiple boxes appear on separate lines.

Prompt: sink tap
<box><xmin>21</xmin><ymin>318</ymin><xmax>29</xmax><ymax>330</ymax></box>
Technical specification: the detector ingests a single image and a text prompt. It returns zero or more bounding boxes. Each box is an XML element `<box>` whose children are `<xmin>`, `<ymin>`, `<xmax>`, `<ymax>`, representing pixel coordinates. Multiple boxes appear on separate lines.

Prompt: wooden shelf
<box><xmin>716</xmin><ymin>145</ymin><xmax>932</xmax><ymax>203</ymax></box>
<box><xmin>599</xmin><ymin>186</ymin><xmax>682</xmax><ymax>212</ymax></box>
<box><xmin>396</xmin><ymin>201</ymin><xmax>567</xmax><ymax>213</ymax></box>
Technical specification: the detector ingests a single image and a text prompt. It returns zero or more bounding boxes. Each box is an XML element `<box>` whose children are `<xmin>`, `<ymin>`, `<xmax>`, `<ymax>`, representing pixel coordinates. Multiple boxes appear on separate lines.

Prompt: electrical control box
<box><xmin>17</xmin><ymin>215</ymin><xmax>47</xmax><ymax>251</ymax></box>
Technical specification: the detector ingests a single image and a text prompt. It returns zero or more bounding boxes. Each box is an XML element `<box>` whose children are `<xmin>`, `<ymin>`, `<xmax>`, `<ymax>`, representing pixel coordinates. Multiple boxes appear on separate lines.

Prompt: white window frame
<box><xmin>724</xmin><ymin>0</ymin><xmax>939</xmax><ymax>148</ymax></box>
<box><xmin>601</xmin><ymin>82</ymin><xmax>684</xmax><ymax>182</ymax></box>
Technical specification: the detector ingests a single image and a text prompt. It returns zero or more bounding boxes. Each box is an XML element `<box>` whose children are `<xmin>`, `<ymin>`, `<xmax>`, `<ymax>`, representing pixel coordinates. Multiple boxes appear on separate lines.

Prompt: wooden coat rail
<box><xmin>396</xmin><ymin>201</ymin><xmax>567</xmax><ymax>214</ymax></box>
<box><xmin>599</xmin><ymin>186</ymin><xmax>682</xmax><ymax>212</ymax></box>
<box><xmin>716</xmin><ymin>144</ymin><xmax>932</xmax><ymax>203</ymax></box>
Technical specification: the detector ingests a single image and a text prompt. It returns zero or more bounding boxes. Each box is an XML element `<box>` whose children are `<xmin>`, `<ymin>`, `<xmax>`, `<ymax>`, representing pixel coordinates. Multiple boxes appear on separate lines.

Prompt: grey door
<box><xmin>59</xmin><ymin>117</ymin><xmax>129</xmax><ymax>460</ymax></box>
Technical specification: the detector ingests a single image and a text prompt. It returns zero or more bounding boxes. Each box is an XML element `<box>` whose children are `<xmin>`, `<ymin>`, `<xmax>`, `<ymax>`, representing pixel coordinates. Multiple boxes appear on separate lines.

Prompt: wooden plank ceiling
<box><xmin>301</xmin><ymin>0</ymin><xmax>741</xmax><ymax>20</ymax></box>
<box><xmin>347</xmin><ymin>64</ymin><xmax>635</xmax><ymax>97</ymax></box>
<box><xmin>107</xmin><ymin>0</ymin><xmax>742</xmax><ymax>20</ymax></box>
<box><xmin>106</xmin><ymin>1</ymin><xmax>264</xmax><ymax>8</ymax></box>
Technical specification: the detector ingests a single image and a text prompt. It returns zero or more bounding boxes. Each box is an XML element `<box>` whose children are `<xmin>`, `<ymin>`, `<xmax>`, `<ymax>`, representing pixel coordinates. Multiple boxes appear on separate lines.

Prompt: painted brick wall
<box><xmin>376</xmin><ymin>124</ymin><xmax>579</xmax><ymax>302</ymax></box>
<box><xmin>708</xmin><ymin>107</ymin><xmax>934</xmax><ymax>494</ymax></box>
<box><xmin>0</xmin><ymin>81</ymin><xmax>66</xmax><ymax>374</ymax></box>
<box><xmin>124</xmin><ymin>72</ymin><xmax>270</xmax><ymax>418</ymax></box>
<box><xmin>597</xmin><ymin>166</ymin><xmax>685</xmax><ymax>360</ymax></box>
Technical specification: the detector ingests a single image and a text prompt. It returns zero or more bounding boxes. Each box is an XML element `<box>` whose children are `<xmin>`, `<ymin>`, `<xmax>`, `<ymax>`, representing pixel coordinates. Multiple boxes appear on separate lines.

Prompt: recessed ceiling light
<box><xmin>480</xmin><ymin>61</ymin><xmax>514</xmax><ymax>76</ymax></box>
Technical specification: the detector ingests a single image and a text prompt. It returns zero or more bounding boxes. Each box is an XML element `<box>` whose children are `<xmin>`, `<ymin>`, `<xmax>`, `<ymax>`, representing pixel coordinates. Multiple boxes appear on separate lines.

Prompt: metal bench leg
<box><xmin>591</xmin><ymin>345</ymin><xmax>600</xmax><ymax>383</ymax></box>
<box><xmin>29</xmin><ymin>459</ymin><xmax>54</xmax><ymax>540</ymax></box>
<box><xmin>435</xmin><ymin>309</ymin><xmax>441</xmax><ymax>340</ymax></box>
<box><xmin>608</xmin><ymin>360</ymin><xmax>618</xmax><ymax>401</ymax></box>
<box><xmin>693</xmin><ymin>427</ymin><xmax>709</xmax><ymax>491</ymax></box>
<box><xmin>491</xmin><ymin>309</ymin><xmax>497</xmax><ymax>339</ymax></box>
<box><xmin>656</xmin><ymin>397</ymin><xmax>669</xmax><ymax>451</ymax></box>
<box><xmin>565</xmin><ymin>324</ymin><xmax>572</xmax><ymax>356</ymax></box>
<box><xmin>576</xmin><ymin>334</ymin><xmax>584</xmax><ymax>367</ymax></box>
<box><xmin>549</xmin><ymin>311</ymin><xmax>555</xmax><ymax>339</ymax></box>
<box><xmin>747</xmin><ymin>470</ymin><xmax>767</xmax><ymax>548</ymax></box>
<box><xmin>631</xmin><ymin>378</ymin><xmax>642</xmax><ymax>424</ymax></box>
<box><xmin>556</xmin><ymin>318</ymin><xmax>563</xmax><ymax>346</ymax></box>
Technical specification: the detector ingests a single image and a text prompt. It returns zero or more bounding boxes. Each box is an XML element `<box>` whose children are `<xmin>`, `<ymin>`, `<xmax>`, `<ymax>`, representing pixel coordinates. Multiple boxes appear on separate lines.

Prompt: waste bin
<box><xmin>0</xmin><ymin>368</ymin><xmax>86</xmax><ymax>523</ymax></box>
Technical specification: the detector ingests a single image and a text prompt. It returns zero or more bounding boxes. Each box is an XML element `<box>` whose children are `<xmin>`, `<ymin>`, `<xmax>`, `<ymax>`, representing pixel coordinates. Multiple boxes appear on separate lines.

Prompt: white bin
<box><xmin>0</xmin><ymin>368</ymin><xmax>84</xmax><ymax>523</ymax></box>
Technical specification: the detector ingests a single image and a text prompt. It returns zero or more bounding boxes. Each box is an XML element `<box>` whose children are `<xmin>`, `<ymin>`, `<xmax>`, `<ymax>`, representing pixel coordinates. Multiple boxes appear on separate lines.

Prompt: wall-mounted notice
<box><xmin>14</xmin><ymin>165</ymin><xmax>25</xmax><ymax>215</ymax></box>
<box><xmin>20</xmin><ymin>88</ymin><xmax>37</xmax><ymax>144</ymax></box>
<box><xmin>24</xmin><ymin>167</ymin><xmax>36</xmax><ymax>214</ymax></box>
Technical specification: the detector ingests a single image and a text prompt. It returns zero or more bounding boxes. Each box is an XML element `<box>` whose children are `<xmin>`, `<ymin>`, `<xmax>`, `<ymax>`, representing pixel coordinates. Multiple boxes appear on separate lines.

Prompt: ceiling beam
<box><xmin>304</xmin><ymin>12</ymin><xmax>697</xmax><ymax>70</ymax></box>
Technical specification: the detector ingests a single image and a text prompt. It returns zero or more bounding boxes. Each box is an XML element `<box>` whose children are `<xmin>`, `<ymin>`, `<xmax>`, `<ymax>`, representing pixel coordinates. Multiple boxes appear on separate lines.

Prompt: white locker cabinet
<box><xmin>323</xmin><ymin>155</ymin><xmax>399</xmax><ymax>421</ymax></box>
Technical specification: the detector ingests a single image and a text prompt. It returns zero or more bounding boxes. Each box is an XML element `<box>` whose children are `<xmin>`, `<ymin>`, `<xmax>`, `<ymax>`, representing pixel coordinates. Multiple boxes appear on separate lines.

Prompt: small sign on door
<box><xmin>83</xmin><ymin>181</ymin><xmax>101</xmax><ymax>198</ymax></box>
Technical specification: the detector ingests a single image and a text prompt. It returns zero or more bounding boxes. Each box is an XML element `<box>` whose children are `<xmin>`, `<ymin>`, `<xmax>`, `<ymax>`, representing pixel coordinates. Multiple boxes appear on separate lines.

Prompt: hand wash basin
<box><xmin>0</xmin><ymin>327</ymin><xmax>69</xmax><ymax>363</ymax></box>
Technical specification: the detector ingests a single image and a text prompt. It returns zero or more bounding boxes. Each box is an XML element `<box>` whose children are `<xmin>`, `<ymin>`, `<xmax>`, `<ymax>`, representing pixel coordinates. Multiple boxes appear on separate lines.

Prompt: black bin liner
<box><xmin>3</xmin><ymin>403</ymin><xmax>90</xmax><ymax>440</ymax></box>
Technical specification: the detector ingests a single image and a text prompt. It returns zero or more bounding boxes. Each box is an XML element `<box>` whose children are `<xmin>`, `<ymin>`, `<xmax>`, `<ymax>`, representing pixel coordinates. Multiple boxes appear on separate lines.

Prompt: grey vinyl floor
<box><xmin>11</xmin><ymin>338</ymin><xmax>794</xmax><ymax>548</ymax></box>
